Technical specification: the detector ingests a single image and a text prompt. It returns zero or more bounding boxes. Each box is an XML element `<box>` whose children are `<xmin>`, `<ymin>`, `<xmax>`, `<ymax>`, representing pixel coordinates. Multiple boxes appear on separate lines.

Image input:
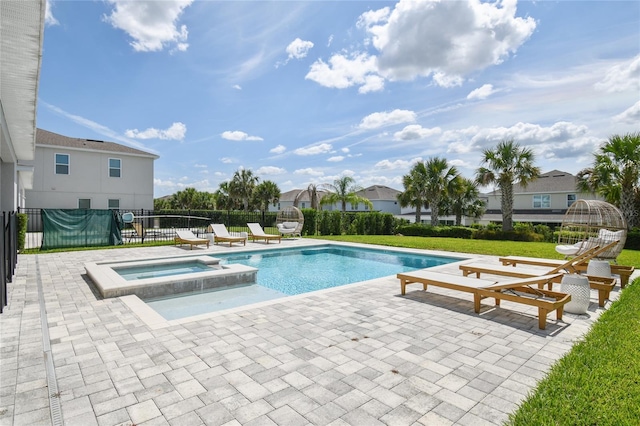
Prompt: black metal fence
<box><xmin>19</xmin><ymin>208</ymin><xmax>278</xmax><ymax>249</ymax></box>
<box><xmin>2</xmin><ymin>211</ymin><xmax>18</xmax><ymax>314</ymax></box>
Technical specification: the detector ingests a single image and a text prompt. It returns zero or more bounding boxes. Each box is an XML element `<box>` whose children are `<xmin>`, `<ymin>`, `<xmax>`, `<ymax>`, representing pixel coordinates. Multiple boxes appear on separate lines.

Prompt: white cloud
<box><xmin>305</xmin><ymin>52</ymin><xmax>382</xmax><ymax>92</ymax></box>
<box><xmin>374</xmin><ymin>157</ymin><xmax>422</xmax><ymax>170</ymax></box>
<box><xmin>393</xmin><ymin>125</ymin><xmax>442</xmax><ymax>141</ymax></box>
<box><xmin>256</xmin><ymin>166</ymin><xmax>286</xmax><ymax>175</ymax></box>
<box><xmin>358</xmin><ymin>109</ymin><xmax>416</xmax><ymax>130</ymax></box>
<box><xmin>45</xmin><ymin>0</ymin><xmax>59</xmax><ymax>26</ymax></box>
<box><xmin>368</xmin><ymin>0</ymin><xmax>536</xmax><ymax>86</ymax></box>
<box><xmin>356</xmin><ymin>7</ymin><xmax>391</xmax><ymax>29</ymax></box>
<box><xmin>220</xmin><ymin>157</ymin><xmax>234</xmax><ymax>164</ymax></box>
<box><xmin>327</xmin><ymin>34</ymin><xmax>334</xmax><ymax>47</ymax></box>
<box><xmin>294</xmin><ymin>168</ymin><xmax>324</xmax><ymax>176</ymax></box>
<box><xmin>327</xmin><ymin>156</ymin><xmax>344</xmax><ymax>162</ymax></box>
<box><xmin>341</xmin><ymin>147</ymin><xmax>350</xmax><ymax>153</ymax></box>
<box><xmin>595</xmin><ymin>55</ymin><xmax>640</xmax><ymax>93</ymax></box>
<box><xmin>104</xmin><ymin>0</ymin><xmax>193</xmax><ymax>52</ymax></box>
<box><xmin>270</xmin><ymin>144</ymin><xmax>287</xmax><ymax>154</ymax></box>
<box><xmin>233</xmin><ymin>85</ymin><xmax>242</xmax><ymax>90</ymax></box>
<box><xmin>613</xmin><ymin>101</ymin><xmax>640</xmax><ymax>124</ymax></box>
<box><xmin>286</xmin><ymin>38</ymin><xmax>314</xmax><ymax>59</ymax></box>
<box><xmin>125</xmin><ymin>122</ymin><xmax>186</xmax><ymax>140</ymax></box>
<box><xmin>221</xmin><ymin>131</ymin><xmax>264</xmax><ymax>141</ymax></box>
<box><xmin>467</xmin><ymin>84</ymin><xmax>496</xmax><ymax>100</ymax></box>
<box><xmin>294</xmin><ymin>143</ymin><xmax>333</xmax><ymax>156</ymax></box>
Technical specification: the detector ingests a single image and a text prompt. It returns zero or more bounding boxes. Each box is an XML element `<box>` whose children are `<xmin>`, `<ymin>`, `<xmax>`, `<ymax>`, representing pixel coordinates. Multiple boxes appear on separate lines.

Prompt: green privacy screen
<box><xmin>41</xmin><ymin>209</ymin><xmax>123</xmax><ymax>249</ymax></box>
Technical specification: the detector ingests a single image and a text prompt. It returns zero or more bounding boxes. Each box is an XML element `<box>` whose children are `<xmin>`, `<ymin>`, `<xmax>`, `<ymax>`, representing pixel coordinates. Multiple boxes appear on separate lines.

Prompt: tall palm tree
<box><xmin>215</xmin><ymin>181</ymin><xmax>236</xmax><ymax>211</ymax></box>
<box><xmin>576</xmin><ymin>132</ymin><xmax>640</xmax><ymax>229</ymax></box>
<box><xmin>423</xmin><ymin>157</ymin><xmax>459</xmax><ymax>226</ymax></box>
<box><xmin>397</xmin><ymin>161</ymin><xmax>429</xmax><ymax>224</ymax></box>
<box><xmin>446</xmin><ymin>177</ymin><xmax>485</xmax><ymax>226</ymax></box>
<box><xmin>229</xmin><ymin>168</ymin><xmax>259</xmax><ymax>211</ymax></box>
<box><xmin>475</xmin><ymin>139</ymin><xmax>540</xmax><ymax>231</ymax></box>
<box><xmin>170</xmin><ymin>187</ymin><xmax>199</xmax><ymax>209</ymax></box>
<box><xmin>253</xmin><ymin>180</ymin><xmax>281</xmax><ymax>214</ymax></box>
<box><xmin>294</xmin><ymin>183</ymin><xmax>322</xmax><ymax>210</ymax></box>
<box><xmin>320</xmin><ymin>176</ymin><xmax>373</xmax><ymax>212</ymax></box>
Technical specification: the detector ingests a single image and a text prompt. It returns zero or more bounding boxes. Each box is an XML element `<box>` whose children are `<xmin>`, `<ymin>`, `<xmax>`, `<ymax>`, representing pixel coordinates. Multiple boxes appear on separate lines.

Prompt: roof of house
<box><xmin>36</xmin><ymin>129</ymin><xmax>159</xmax><ymax>158</ymax></box>
<box><xmin>279</xmin><ymin>189</ymin><xmax>329</xmax><ymax>203</ymax></box>
<box><xmin>487</xmin><ymin>170</ymin><xmax>585</xmax><ymax>195</ymax></box>
<box><xmin>356</xmin><ymin>185</ymin><xmax>401</xmax><ymax>200</ymax></box>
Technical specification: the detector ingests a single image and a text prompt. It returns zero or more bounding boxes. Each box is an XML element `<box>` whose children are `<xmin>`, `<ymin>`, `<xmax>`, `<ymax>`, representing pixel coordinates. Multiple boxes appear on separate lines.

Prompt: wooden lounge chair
<box><xmin>174</xmin><ymin>230</ymin><xmax>209</xmax><ymax>250</ymax></box>
<box><xmin>498</xmin><ymin>242</ymin><xmax>634</xmax><ymax>288</ymax></box>
<box><xmin>247</xmin><ymin>223</ymin><xmax>281</xmax><ymax>244</ymax></box>
<box><xmin>459</xmin><ymin>245</ymin><xmax>618</xmax><ymax>307</ymax></box>
<box><xmin>208</xmin><ymin>224</ymin><xmax>247</xmax><ymax>247</ymax></box>
<box><xmin>397</xmin><ymin>271</ymin><xmax>569</xmax><ymax>329</ymax></box>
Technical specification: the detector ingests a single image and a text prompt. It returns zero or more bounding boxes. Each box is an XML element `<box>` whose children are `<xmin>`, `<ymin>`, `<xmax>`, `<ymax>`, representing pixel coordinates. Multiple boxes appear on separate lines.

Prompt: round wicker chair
<box><xmin>276</xmin><ymin>206</ymin><xmax>304</xmax><ymax>237</ymax></box>
<box><xmin>555</xmin><ymin>199</ymin><xmax>627</xmax><ymax>261</ymax></box>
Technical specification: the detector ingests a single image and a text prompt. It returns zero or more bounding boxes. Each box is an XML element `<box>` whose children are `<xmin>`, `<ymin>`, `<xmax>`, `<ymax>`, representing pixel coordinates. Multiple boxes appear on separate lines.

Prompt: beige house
<box><xmin>480</xmin><ymin>169</ymin><xmax>601</xmax><ymax>225</ymax></box>
<box><xmin>26</xmin><ymin>129</ymin><xmax>159</xmax><ymax>210</ymax></box>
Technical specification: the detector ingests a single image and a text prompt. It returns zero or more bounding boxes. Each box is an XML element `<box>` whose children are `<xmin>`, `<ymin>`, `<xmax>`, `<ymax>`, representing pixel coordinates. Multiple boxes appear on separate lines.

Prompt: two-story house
<box><xmin>480</xmin><ymin>169</ymin><xmax>601</xmax><ymax>226</ymax></box>
<box><xmin>26</xmin><ymin>129</ymin><xmax>159</xmax><ymax>210</ymax></box>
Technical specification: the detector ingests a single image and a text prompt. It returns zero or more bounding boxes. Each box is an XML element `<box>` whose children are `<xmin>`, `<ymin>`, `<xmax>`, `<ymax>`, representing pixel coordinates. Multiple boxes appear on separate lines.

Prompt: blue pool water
<box><xmin>116</xmin><ymin>262</ymin><xmax>212</xmax><ymax>281</ymax></box>
<box><xmin>145</xmin><ymin>245</ymin><xmax>464</xmax><ymax>320</ymax></box>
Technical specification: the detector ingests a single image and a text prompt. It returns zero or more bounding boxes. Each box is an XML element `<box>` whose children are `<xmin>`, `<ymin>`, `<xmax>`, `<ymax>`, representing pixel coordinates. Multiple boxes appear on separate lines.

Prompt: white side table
<box><xmin>560</xmin><ymin>274</ymin><xmax>590</xmax><ymax>314</ymax></box>
<box><xmin>587</xmin><ymin>260</ymin><xmax>612</xmax><ymax>278</ymax></box>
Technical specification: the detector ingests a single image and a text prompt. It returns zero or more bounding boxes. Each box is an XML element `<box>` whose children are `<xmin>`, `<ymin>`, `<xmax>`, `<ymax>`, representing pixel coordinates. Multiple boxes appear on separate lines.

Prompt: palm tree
<box><xmin>475</xmin><ymin>139</ymin><xmax>541</xmax><ymax>231</ymax></box>
<box><xmin>229</xmin><ymin>168</ymin><xmax>259</xmax><ymax>211</ymax></box>
<box><xmin>320</xmin><ymin>176</ymin><xmax>373</xmax><ymax>212</ymax></box>
<box><xmin>215</xmin><ymin>181</ymin><xmax>236</xmax><ymax>211</ymax></box>
<box><xmin>294</xmin><ymin>183</ymin><xmax>321</xmax><ymax>210</ymax></box>
<box><xmin>171</xmin><ymin>187</ymin><xmax>199</xmax><ymax>209</ymax></box>
<box><xmin>253</xmin><ymin>180</ymin><xmax>281</xmax><ymax>214</ymax></box>
<box><xmin>446</xmin><ymin>177</ymin><xmax>486</xmax><ymax>226</ymax></box>
<box><xmin>576</xmin><ymin>132</ymin><xmax>640</xmax><ymax>229</ymax></box>
<box><xmin>422</xmin><ymin>157</ymin><xmax>459</xmax><ymax>226</ymax></box>
<box><xmin>397</xmin><ymin>162</ymin><xmax>429</xmax><ymax>224</ymax></box>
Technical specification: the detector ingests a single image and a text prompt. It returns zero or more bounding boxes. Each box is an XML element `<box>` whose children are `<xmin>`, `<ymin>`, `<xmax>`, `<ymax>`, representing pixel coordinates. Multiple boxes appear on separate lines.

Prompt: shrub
<box><xmin>624</xmin><ymin>228</ymin><xmax>640</xmax><ymax>250</ymax></box>
<box><xmin>301</xmin><ymin>209</ymin><xmax>317</xmax><ymax>236</ymax></box>
<box><xmin>395</xmin><ymin>224</ymin><xmax>475</xmax><ymax>239</ymax></box>
<box><xmin>17</xmin><ymin>212</ymin><xmax>28</xmax><ymax>251</ymax></box>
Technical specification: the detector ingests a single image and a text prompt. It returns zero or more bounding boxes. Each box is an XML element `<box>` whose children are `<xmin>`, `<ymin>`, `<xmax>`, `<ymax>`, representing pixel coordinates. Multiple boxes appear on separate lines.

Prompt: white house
<box><xmin>0</xmin><ymin>1</ymin><xmax>45</xmax><ymax>213</ymax></box>
<box><xmin>354</xmin><ymin>185</ymin><xmax>401</xmax><ymax>214</ymax></box>
<box><xmin>480</xmin><ymin>169</ymin><xmax>601</xmax><ymax>226</ymax></box>
<box><xmin>26</xmin><ymin>129</ymin><xmax>159</xmax><ymax>210</ymax></box>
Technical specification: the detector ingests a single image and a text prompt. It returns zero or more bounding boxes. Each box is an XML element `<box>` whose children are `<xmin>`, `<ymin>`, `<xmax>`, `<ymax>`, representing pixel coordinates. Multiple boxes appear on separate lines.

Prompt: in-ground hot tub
<box><xmin>85</xmin><ymin>255</ymin><xmax>257</xmax><ymax>299</ymax></box>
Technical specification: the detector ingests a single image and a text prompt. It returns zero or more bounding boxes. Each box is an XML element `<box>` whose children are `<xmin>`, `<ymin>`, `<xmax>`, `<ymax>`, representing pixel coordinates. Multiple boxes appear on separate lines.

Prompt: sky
<box><xmin>38</xmin><ymin>0</ymin><xmax>640</xmax><ymax>198</ymax></box>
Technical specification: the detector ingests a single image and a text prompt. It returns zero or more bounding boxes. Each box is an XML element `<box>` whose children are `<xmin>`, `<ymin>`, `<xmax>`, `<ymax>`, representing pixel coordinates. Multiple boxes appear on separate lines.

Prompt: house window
<box><xmin>301</xmin><ymin>202</ymin><xmax>306</xmax><ymax>208</ymax></box>
<box><xmin>55</xmin><ymin>153</ymin><xmax>69</xmax><ymax>175</ymax></box>
<box><xmin>108</xmin><ymin>199</ymin><xmax>120</xmax><ymax>210</ymax></box>
<box><xmin>78</xmin><ymin>199</ymin><xmax>91</xmax><ymax>209</ymax></box>
<box><xmin>351</xmin><ymin>203</ymin><xmax>358</xmax><ymax>210</ymax></box>
<box><xmin>533</xmin><ymin>194</ymin><xmax>550</xmax><ymax>208</ymax></box>
<box><xmin>109</xmin><ymin>158</ymin><xmax>121</xmax><ymax>178</ymax></box>
<box><xmin>567</xmin><ymin>194</ymin><xmax>576</xmax><ymax>207</ymax></box>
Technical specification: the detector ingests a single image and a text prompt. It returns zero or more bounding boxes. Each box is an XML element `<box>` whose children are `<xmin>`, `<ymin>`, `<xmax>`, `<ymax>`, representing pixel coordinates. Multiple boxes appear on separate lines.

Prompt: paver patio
<box><xmin>0</xmin><ymin>240</ymin><xmax>625</xmax><ymax>425</ymax></box>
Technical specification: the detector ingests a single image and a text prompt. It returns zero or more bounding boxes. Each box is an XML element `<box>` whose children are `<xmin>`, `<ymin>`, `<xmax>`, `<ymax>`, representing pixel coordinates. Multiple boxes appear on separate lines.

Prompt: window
<box><xmin>533</xmin><ymin>194</ymin><xmax>550</xmax><ymax>208</ymax></box>
<box><xmin>108</xmin><ymin>199</ymin><xmax>120</xmax><ymax>210</ymax></box>
<box><xmin>301</xmin><ymin>202</ymin><xmax>306</xmax><ymax>208</ymax></box>
<box><xmin>78</xmin><ymin>199</ymin><xmax>91</xmax><ymax>209</ymax></box>
<box><xmin>55</xmin><ymin>153</ymin><xmax>69</xmax><ymax>175</ymax></box>
<box><xmin>109</xmin><ymin>158</ymin><xmax>121</xmax><ymax>178</ymax></box>
<box><xmin>351</xmin><ymin>203</ymin><xmax>358</xmax><ymax>210</ymax></box>
<box><xmin>567</xmin><ymin>194</ymin><xmax>576</xmax><ymax>207</ymax></box>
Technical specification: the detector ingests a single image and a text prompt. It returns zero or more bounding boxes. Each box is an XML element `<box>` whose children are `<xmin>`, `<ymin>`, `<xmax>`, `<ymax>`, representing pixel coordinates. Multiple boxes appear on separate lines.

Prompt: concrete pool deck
<box><xmin>0</xmin><ymin>239</ymin><xmax>632</xmax><ymax>425</ymax></box>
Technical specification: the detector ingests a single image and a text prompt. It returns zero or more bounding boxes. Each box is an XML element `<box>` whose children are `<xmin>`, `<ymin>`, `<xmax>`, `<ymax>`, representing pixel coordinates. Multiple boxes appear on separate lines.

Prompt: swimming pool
<box><xmin>145</xmin><ymin>245</ymin><xmax>465</xmax><ymax>320</ymax></box>
<box><xmin>116</xmin><ymin>261</ymin><xmax>214</xmax><ymax>281</ymax></box>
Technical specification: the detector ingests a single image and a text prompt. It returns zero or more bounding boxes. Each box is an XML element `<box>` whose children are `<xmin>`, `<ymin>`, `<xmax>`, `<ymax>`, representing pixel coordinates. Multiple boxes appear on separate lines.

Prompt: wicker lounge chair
<box><xmin>397</xmin><ymin>271</ymin><xmax>569</xmax><ymax>329</ymax></box>
<box><xmin>276</xmin><ymin>221</ymin><xmax>301</xmax><ymax>238</ymax></box>
<box><xmin>208</xmin><ymin>224</ymin><xmax>247</xmax><ymax>247</ymax></box>
<box><xmin>247</xmin><ymin>223</ymin><xmax>281</xmax><ymax>244</ymax></box>
<box><xmin>174</xmin><ymin>230</ymin><xmax>210</xmax><ymax>250</ymax></box>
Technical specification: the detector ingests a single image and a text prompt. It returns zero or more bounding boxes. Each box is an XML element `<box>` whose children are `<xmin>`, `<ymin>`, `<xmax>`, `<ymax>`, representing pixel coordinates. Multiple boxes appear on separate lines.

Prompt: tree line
<box><xmin>155</xmin><ymin>132</ymin><xmax>640</xmax><ymax>231</ymax></box>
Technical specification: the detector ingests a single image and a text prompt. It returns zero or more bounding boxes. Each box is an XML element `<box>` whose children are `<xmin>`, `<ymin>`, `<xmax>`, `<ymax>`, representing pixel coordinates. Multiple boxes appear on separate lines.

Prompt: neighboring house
<box><xmin>26</xmin><ymin>129</ymin><xmax>159</xmax><ymax>210</ymax></box>
<box><xmin>0</xmin><ymin>1</ymin><xmax>45</xmax><ymax>212</ymax></box>
<box><xmin>354</xmin><ymin>185</ymin><xmax>401</xmax><ymax>214</ymax></box>
<box><xmin>480</xmin><ymin>169</ymin><xmax>601</xmax><ymax>226</ymax></box>
<box><xmin>269</xmin><ymin>188</ymin><xmax>331</xmax><ymax>212</ymax></box>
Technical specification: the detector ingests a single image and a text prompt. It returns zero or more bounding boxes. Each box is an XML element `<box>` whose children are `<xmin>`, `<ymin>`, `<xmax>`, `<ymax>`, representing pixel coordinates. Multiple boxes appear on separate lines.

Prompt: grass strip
<box><xmin>507</xmin><ymin>278</ymin><xmax>640</xmax><ymax>425</ymax></box>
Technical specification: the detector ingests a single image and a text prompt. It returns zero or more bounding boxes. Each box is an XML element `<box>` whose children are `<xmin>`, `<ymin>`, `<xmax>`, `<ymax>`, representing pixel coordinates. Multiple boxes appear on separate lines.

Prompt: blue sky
<box><xmin>38</xmin><ymin>0</ymin><xmax>639</xmax><ymax>198</ymax></box>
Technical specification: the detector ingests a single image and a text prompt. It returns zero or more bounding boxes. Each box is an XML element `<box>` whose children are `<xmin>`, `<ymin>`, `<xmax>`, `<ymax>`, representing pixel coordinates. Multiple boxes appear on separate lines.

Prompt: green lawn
<box><xmin>310</xmin><ymin>234</ymin><xmax>640</xmax><ymax>425</ymax></box>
